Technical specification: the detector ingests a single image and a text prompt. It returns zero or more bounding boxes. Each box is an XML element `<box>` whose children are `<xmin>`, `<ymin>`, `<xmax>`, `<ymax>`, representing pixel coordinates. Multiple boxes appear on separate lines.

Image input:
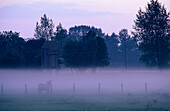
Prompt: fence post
<box><xmin>145</xmin><ymin>82</ymin><xmax>147</xmax><ymax>96</ymax></box>
<box><xmin>98</xmin><ymin>83</ymin><xmax>101</xmax><ymax>94</ymax></box>
<box><xmin>121</xmin><ymin>83</ymin><xmax>123</xmax><ymax>95</ymax></box>
<box><xmin>1</xmin><ymin>83</ymin><xmax>4</xmax><ymax>95</ymax></box>
<box><xmin>25</xmin><ymin>83</ymin><xmax>27</xmax><ymax>95</ymax></box>
<box><xmin>73</xmin><ymin>83</ymin><xmax>75</xmax><ymax>94</ymax></box>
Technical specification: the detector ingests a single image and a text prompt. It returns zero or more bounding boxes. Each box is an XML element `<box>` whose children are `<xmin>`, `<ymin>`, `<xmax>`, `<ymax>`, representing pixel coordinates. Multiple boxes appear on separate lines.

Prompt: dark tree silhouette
<box><xmin>0</xmin><ymin>31</ymin><xmax>26</xmax><ymax>67</ymax></box>
<box><xmin>0</xmin><ymin>30</ymin><xmax>47</xmax><ymax>68</ymax></box>
<box><xmin>69</xmin><ymin>25</ymin><xmax>104</xmax><ymax>41</ymax></box>
<box><xmin>23</xmin><ymin>38</ymin><xmax>45</xmax><ymax>67</ymax></box>
<box><xmin>63</xmin><ymin>40</ymin><xmax>85</xmax><ymax>68</ymax></box>
<box><xmin>105</xmin><ymin>33</ymin><xmax>120</xmax><ymax>67</ymax></box>
<box><xmin>133</xmin><ymin>0</ymin><xmax>170</xmax><ymax>68</ymax></box>
<box><xmin>53</xmin><ymin>23</ymin><xmax>68</xmax><ymax>59</ymax></box>
<box><xmin>34</xmin><ymin>14</ymin><xmax>54</xmax><ymax>41</ymax></box>
<box><xmin>119</xmin><ymin>29</ymin><xmax>141</xmax><ymax>68</ymax></box>
<box><xmin>96</xmin><ymin>36</ymin><xmax>110</xmax><ymax>67</ymax></box>
<box><xmin>83</xmin><ymin>31</ymin><xmax>109</xmax><ymax>67</ymax></box>
<box><xmin>119</xmin><ymin>29</ymin><xmax>129</xmax><ymax>69</ymax></box>
<box><xmin>63</xmin><ymin>31</ymin><xmax>109</xmax><ymax>69</ymax></box>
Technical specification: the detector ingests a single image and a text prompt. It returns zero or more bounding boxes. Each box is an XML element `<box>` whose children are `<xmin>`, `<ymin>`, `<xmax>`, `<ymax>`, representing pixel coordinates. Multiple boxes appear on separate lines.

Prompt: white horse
<box><xmin>38</xmin><ymin>80</ymin><xmax>53</xmax><ymax>94</ymax></box>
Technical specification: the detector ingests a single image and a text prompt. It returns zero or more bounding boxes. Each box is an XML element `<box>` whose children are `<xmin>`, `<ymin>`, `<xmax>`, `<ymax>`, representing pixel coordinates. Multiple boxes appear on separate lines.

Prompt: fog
<box><xmin>0</xmin><ymin>69</ymin><xmax>170</xmax><ymax>95</ymax></box>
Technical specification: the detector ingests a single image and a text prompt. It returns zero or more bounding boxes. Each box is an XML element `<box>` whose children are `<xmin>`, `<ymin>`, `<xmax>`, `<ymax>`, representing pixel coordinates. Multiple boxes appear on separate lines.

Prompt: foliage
<box><xmin>0</xmin><ymin>31</ymin><xmax>26</xmax><ymax>67</ymax></box>
<box><xmin>53</xmin><ymin>23</ymin><xmax>68</xmax><ymax>58</ymax></box>
<box><xmin>69</xmin><ymin>25</ymin><xmax>105</xmax><ymax>41</ymax></box>
<box><xmin>104</xmin><ymin>29</ymin><xmax>141</xmax><ymax>68</ymax></box>
<box><xmin>0</xmin><ymin>31</ymin><xmax>45</xmax><ymax>68</ymax></box>
<box><xmin>118</xmin><ymin>29</ymin><xmax>141</xmax><ymax>67</ymax></box>
<box><xmin>95</xmin><ymin>36</ymin><xmax>110</xmax><ymax>67</ymax></box>
<box><xmin>104</xmin><ymin>33</ymin><xmax>120</xmax><ymax>67</ymax></box>
<box><xmin>133</xmin><ymin>0</ymin><xmax>170</xmax><ymax>68</ymax></box>
<box><xmin>23</xmin><ymin>38</ymin><xmax>45</xmax><ymax>67</ymax></box>
<box><xmin>34</xmin><ymin>14</ymin><xmax>54</xmax><ymax>41</ymax></box>
<box><xmin>63</xmin><ymin>40</ymin><xmax>85</xmax><ymax>68</ymax></box>
<box><xmin>63</xmin><ymin>31</ymin><xmax>109</xmax><ymax>68</ymax></box>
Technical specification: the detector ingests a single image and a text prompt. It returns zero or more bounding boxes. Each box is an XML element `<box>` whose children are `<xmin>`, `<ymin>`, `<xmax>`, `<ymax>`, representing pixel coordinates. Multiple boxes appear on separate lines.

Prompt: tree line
<box><xmin>0</xmin><ymin>21</ymin><xmax>139</xmax><ymax>69</ymax></box>
<box><xmin>0</xmin><ymin>0</ymin><xmax>169</xmax><ymax>69</ymax></box>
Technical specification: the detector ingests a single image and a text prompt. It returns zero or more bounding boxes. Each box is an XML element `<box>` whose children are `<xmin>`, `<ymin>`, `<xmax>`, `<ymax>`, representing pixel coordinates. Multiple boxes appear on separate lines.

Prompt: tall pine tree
<box><xmin>34</xmin><ymin>14</ymin><xmax>54</xmax><ymax>41</ymax></box>
<box><xmin>53</xmin><ymin>23</ymin><xmax>67</xmax><ymax>58</ymax></box>
<box><xmin>133</xmin><ymin>0</ymin><xmax>170</xmax><ymax>68</ymax></box>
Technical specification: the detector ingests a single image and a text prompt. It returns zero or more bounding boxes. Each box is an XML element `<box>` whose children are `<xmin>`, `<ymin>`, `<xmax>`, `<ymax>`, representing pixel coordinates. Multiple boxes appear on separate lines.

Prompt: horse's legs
<box><xmin>47</xmin><ymin>89</ymin><xmax>49</xmax><ymax>94</ymax></box>
<box><xmin>51</xmin><ymin>88</ymin><xmax>53</xmax><ymax>94</ymax></box>
<box><xmin>38</xmin><ymin>89</ymin><xmax>41</xmax><ymax>94</ymax></box>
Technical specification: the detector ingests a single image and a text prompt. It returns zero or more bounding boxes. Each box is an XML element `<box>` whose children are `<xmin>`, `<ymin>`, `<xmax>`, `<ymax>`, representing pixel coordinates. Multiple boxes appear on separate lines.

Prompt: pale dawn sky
<box><xmin>0</xmin><ymin>0</ymin><xmax>169</xmax><ymax>38</ymax></box>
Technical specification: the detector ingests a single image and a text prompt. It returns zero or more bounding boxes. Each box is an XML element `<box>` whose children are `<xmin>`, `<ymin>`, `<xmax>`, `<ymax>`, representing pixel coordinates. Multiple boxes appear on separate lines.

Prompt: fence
<box><xmin>1</xmin><ymin>82</ymin><xmax>168</xmax><ymax>95</ymax></box>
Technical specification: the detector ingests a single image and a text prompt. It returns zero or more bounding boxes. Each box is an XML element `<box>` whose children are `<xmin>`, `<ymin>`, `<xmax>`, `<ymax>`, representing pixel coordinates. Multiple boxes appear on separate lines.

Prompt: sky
<box><xmin>0</xmin><ymin>0</ymin><xmax>169</xmax><ymax>38</ymax></box>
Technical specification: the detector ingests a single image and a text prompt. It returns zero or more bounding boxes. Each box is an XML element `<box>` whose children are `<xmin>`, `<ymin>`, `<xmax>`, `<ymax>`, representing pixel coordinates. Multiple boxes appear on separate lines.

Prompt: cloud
<box><xmin>0</xmin><ymin>0</ymin><xmax>169</xmax><ymax>38</ymax></box>
<box><xmin>0</xmin><ymin>0</ymin><xmax>169</xmax><ymax>14</ymax></box>
<box><xmin>0</xmin><ymin>1</ymin><xmax>133</xmax><ymax>38</ymax></box>
<box><xmin>0</xmin><ymin>1</ymin><xmax>123</xmax><ymax>19</ymax></box>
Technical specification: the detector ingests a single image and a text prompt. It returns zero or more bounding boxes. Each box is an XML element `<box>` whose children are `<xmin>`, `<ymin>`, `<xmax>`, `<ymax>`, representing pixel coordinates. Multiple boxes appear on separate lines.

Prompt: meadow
<box><xmin>0</xmin><ymin>69</ymin><xmax>170</xmax><ymax>111</ymax></box>
<box><xmin>0</xmin><ymin>93</ymin><xmax>170</xmax><ymax>111</ymax></box>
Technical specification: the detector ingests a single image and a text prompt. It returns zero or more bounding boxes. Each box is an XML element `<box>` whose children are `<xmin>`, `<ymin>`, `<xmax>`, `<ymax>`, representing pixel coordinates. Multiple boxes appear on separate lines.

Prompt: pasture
<box><xmin>0</xmin><ymin>93</ymin><xmax>170</xmax><ymax>111</ymax></box>
<box><xmin>0</xmin><ymin>69</ymin><xmax>170</xmax><ymax>111</ymax></box>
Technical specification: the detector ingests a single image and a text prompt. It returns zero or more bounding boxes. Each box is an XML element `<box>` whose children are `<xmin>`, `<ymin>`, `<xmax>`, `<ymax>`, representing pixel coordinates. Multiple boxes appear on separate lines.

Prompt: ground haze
<box><xmin>0</xmin><ymin>69</ymin><xmax>170</xmax><ymax>111</ymax></box>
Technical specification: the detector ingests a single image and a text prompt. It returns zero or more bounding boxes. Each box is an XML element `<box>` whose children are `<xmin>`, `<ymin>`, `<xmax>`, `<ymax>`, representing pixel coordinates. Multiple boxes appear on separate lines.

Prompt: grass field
<box><xmin>0</xmin><ymin>93</ymin><xmax>170</xmax><ymax>111</ymax></box>
<box><xmin>0</xmin><ymin>69</ymin><xmax>170</xmax><ymax>111</ymax></box>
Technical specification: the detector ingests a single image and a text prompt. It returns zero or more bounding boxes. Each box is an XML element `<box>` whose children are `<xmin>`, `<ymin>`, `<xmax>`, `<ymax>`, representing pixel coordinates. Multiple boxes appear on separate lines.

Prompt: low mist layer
<box><xmin>0</xmin><ymin>69</ymin><xmax>169</xmax><ymax>95</ymax></box>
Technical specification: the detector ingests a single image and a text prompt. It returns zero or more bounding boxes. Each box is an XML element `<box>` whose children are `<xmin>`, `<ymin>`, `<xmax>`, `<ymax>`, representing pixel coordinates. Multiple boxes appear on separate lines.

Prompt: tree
<box><xmin>69</xmin><ymin>25</ymin><xmax>105</xmax><ymax>41</ymax></box>
<box><xmin>0</xmin><ymin>31</ymin><xmax>26</xmax><ymax>67</ymax></box>
<box><xmin>119</xmin><ymin>29</ymin><xmax>129</xmax><ymax>69</ymax></box>
<box><xmin>133</xmin><ymin>0</ymin><xmax>170</xmax><ymax>68</ymax></box>
<box><xmin>119</xmin><ymin>29</ymin><xmax>141</xmax><ymax>68</ymax></box>
<box><xmin>53</xmin><ymin>23</ymin><xmax>67</xmax><ymax>59</ymax></box>
<box><xmin>63</xmin><ymin>31</ymin><xmax>109</xmax><ymax>69</ymax></box>
<box><xmin>105</xmin><ymin>33</ymin><xmax>121</xmax><ymax>67</ymax></box>
<box><xmin>83</xmin><ymin>31</ymin><xmax>109</xmax><ymax>67</ymax></box>
<box><xmin>63</xmin><ymin>40</ymin><xmax>86</xmax><ymax>68</ymax></box>
<box><xmin>34</xmin><ymin>14</ymin><xmax>54</xmax><ymax>41</ymax></box>
<box><xmin>23</xmin><ymin>38</ymin><xmax>45</xmax><ymax>67</ymax></box>
<box><xmin>0</xmin><ymin>31</ymin><xmax>47</xmax><ymax>68</ymax></box>
<box><xmin>96</xmin><ymin>36</ymin><xmax>110</xmax><ymax>67</ymax></box>
<box><xmin>83</xmin><ymin>31</ymin><xmax>98</xmax><ymax>67</ymax></box>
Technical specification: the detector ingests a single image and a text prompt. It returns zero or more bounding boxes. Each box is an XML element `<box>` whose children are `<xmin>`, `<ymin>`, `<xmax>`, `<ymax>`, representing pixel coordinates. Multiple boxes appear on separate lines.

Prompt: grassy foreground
<box><xmin>0</xmin><ymin>93</ymin><xmax>170</xmax><ymax>111</ymax></box>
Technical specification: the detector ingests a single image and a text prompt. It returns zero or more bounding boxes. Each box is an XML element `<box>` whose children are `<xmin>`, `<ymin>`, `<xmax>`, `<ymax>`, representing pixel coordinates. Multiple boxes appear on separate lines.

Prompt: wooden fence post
<box><xmin>145</xmin><ymin>82</ymin><xmax>147</xmax><ymax>96</ymax></box>
<box><xmin>73</xmin><ymin>83</ymin><xmax>75</xmax><ymax>94</ymax></box>
<box><xmin>98</xmin><ymin>83</ymin><xmax>101</xmax><ymax>94</ymax></box>
<box><xmin>25</xmin><ymin>83</ymin><xmax>27</xmax><ymax>94</ymax></box>
<box><xmin>1</xmin><ymin>83</ymin><xmax>4</xmax><ymax>95</ymax></box>
<box><xmin>121</xmin><ymin>83</ymin><xmax>124</xmax><ymax>95</ymax></box>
